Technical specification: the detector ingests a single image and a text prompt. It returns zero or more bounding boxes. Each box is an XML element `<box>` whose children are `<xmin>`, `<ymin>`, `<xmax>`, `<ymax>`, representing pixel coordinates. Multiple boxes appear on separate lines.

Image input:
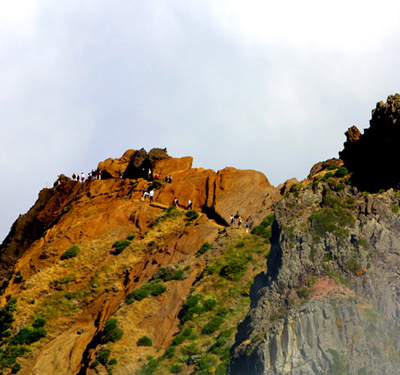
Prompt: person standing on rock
<box><xmin>81</xmin><ymin>173</ymin><xmax>85</xmax><ymax>182</ymax></box>
<box><xmin>230</xmin><ymin>215</ymin><xmax>235</xmax><ymax>227</ymax></box>
<box><xmin>174</xmin><ymin>197</ymin><xmax>179</xmax><ymax>208</ymax></box>
<box><xmin>245</xmin><ymin>220</ymin><xmax>250</xmax><ymax>233</ymax></box>
<box><xmin>150</xmin><ymin>189</ymin><xmax>154</xmax><ymax>202</ymax></box>
<box><xmin>238</xmin><ymin>216</ymin><xmax>242</xmax><ymax>229</ymax></box>
<box><xmin>188</xmin><ymin>199</ymin><xmax>193</xmax><ymax>209</ymax></box>
<box><xmin>119</xmin><ymin>170</ymin><xmax>122</xmax><ymax>179</ymax></box>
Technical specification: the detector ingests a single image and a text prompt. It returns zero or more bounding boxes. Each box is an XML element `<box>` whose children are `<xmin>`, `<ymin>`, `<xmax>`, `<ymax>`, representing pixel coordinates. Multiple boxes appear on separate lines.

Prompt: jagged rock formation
<box><xmin>340</xmin><ymin>94</ymin><xmax>400</xmax><ymax>193</ymax></box>
<box><xmin>229</xmin><ymin>169</ymin><xmax>400</xmax><ymax>374</ymax></box>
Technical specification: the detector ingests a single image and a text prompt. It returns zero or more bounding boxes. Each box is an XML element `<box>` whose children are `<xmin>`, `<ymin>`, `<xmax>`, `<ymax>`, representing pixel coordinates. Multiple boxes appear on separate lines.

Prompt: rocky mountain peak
<box><xmin>339</xmin><ymin>93</ymin><xmax>400</xmax><ymax>192</ymax></box>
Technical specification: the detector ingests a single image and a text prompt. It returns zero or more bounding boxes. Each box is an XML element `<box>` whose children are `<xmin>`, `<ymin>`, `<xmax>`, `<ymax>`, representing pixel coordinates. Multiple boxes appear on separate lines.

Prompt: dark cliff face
<box><xmin>229</xmin><ymin>179</ymin><xmax>400</xmax><ymax>375</ymax></box>
<box><xmin>340</xmin><ymin>94</ymin><xmax>400</xmax><ymax>193</ymax></box>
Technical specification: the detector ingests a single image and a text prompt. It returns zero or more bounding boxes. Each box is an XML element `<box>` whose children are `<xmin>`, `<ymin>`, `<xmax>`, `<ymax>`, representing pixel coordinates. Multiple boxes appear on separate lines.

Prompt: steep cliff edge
<box><xmin>229</xmin><ymin>95</ymin><xmax>400</xmax><ymax>375</ymax></box>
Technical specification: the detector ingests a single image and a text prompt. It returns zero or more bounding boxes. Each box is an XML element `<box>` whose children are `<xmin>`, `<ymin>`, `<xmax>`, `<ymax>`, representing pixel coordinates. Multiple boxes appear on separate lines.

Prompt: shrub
<box><xmin>0</xmin><ymin>298</ymin><xmax>17</xmax><ymax>340</ymax></box>
<box><xmin>13</xmin><ymin>271</ymin><xmax>23</xmax><ymax>284</ymax></box>
<box><xmin>112</xmin><ymin>240</ymin><xmax>131</xmax><ymax>255</ymax></box>
<box><xmin>103</xmin><ymin>318</ymin><xmax>123</xmax><ymax>343</ymax></box>
<box><xmin>203</xmin><ymin>298</ymin><xmax>217</xmax><ymax>311</ymax></box>
<box><xmin>97</xmin><ymin>348</ymin><xmax>111</xmax><ymax>365</ymax></box>
<box><xmin>126</xmin><ymin>233</ymin><xmax>136</xmax><ymax>240</ymax></box>
<box><xmin>126</xmin><ymin>282</ymin><xmax>167</xmax><ymax>304</ymax></box>
<box><xmin>32</xmin><ymin>317</ymin><xmax>47</xmax><ymax>329</ymax></box>
<box><xmin>196</xmin><ymin>242</ymin><xmax>213</xmax><ymax>257</ymax></box>
<box><xmin>150</xmin><ymin>282</ymin><xmax>167</xmax><ymax>296</ymax></box>
<box><xmin>137</xmin><ymin>357</ymin><xmax>159</xmax><ymax>375</ymax></box>
<box><xmin>11</xmin><ymin>327</ymin><xmax>47</xmax><ymax>345</ymax></box>
<box><xmin>11</xmin><ymin>363</ymin><xmax>21</xmax><ymax>374</ymax></box>
<box><xmin>251</xmin><ymin>214</ymin><xmax>274</xmax><ymax>242</ymax></box>
<box><xmin>108</xmin><ymin>358</ymin><xmax>117</xmax><ymax>366</ymax></box>
<box><xmin>137</xmin><ymin>336</ymin><xmax>153</xmax><ymax>346</ymax></box>
<box><xmin>195</xmin><ymin>356</ymin><xmax>218</xmax><ymax>371</ymax></box>
<box><xmin>219</xmin><ymin>257</ymin><xmax>247</xmax><ymax>281</ymax></box>
<box><xmin>155</xmin><ymin>267</ymin><xmax>185</xmax><ymax>282</ymax></box>
<box><xmin>320</xmin><ymin>172</ymin><xmax>334</xmax><ymax>182</ymax></box>
<box><xmin>296</xmin><ymin>286</ymin><xmax>311</xmax><ymax>299</ymax></box>
<box><xmin>164</xmin><ymin>346</ymin><xmax>176</xmax><ymax>359</ymax></box>
<box><xmin>172</xmin><ymin>334</ymin><xmax>185</xmax><ymax>346</ymax></box>
<box><xmin>170</xmin><ymin>363</ymin><xmax>183</xmax><ymax>374</ymax></box>
<box><xmin>185</xmin><ymin>210</ymin><xmax>199</xmax><ymax>223</ymax></box>
<box><xmin>181</xmin><ymin>342</ymin><xmax>200</xmax><ymax>355</ymax></box>
<box><xmin>181</xmin><ymin>295</ymin><xmax>205</xmax><ymax>322</ymax></box>
<box><xmin>201</xmin><ymin>316</ymin><xmax>224</xmax><ymax>334</ymax></box>
<box><xmin>309</xmin><ymin>201</ymin><xmax>354</xmax><ymax>239</ymax></box>
<box><xmin>334</xmin><ymin>167</ymin><xmax>348</xmax><ymax>178</ymax></box>
<box><xmin>61</xmin><ymin>245</ymin><xmax>80</xmax><ymax>260</ymax></box>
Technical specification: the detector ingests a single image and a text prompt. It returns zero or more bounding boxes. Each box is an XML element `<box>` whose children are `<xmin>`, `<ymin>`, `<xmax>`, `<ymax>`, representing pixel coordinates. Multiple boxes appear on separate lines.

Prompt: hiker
<box><xmin>149</xmin><ymin>189</ymin><xmax>154</xmax><ymax>202</ymax></box>
<box><xmin>72</xmin><ymin>173</ymin><xmax>76</xmax><ymax>180</ymax></box>
<box><xmin>245</xmin><ymin>220</ymin><xmax>250</xmax><ymax>233</ymax></box>
<box><xmin>188</xmin><ymin>199</ymin><xmax>193</xmax><ymax>209</ymax></box>
<box><xmin>230</xmin><ymin>215</ymin><xmax>235</xmax><ymax>227</ymax></box>
<box><xmin>238</xmin><ymin>216</ymin><xmax>242</xmax><ymax>229</ymax></box>
<box><xmin>119</xmin><ymin>170</ymin><xmax>122</xmax><ymax>179</ymax></box>
<box><xmin>81</xmin><ymin>173</ymin><xmax>85</xmax><ymax>182</ymax></box>
<box><xmin>143</xmin><ymin>191</ymin><xmax>149</xmax><ymax>201</ymax></box>
<box><xmin>174</xmin><ymin>197</ymin><xmax>179</xmax><ymax>208</ymax></box>
<box><xmin>169</xmin><ymin>175</ymin><xmax>172</xmax><ymax>183</ymax></box>
<box><xmin>164</xmin><ymin>175</ymin><xmax>168</xmax><ymax>182</ymax></box>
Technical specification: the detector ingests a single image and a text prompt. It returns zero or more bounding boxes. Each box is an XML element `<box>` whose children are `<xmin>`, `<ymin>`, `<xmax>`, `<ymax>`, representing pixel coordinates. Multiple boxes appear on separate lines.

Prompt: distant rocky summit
<box><xmin>340</xmin><ymin>94</ymin><xmax>400</xmax><ymax>192</ymax></box>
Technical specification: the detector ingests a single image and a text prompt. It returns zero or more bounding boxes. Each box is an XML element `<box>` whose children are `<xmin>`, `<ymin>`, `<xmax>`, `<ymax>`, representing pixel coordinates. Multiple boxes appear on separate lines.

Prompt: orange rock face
<box><xmin>0</xmin><ymin>148</ymin><xmax>284</xmax><ymax>375</ymax></box>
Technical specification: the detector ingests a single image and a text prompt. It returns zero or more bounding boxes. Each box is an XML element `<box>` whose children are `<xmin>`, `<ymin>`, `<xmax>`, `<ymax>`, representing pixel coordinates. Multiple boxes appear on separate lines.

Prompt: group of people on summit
<box><xmin>71</xmin><ymin>168</ymin><xmax>250</xmax><ymax>230</ymax></box>
<box><xmin>72</xmin><ymin>169</ymin><xmax>103</xmax><ymax>182</ymax></box>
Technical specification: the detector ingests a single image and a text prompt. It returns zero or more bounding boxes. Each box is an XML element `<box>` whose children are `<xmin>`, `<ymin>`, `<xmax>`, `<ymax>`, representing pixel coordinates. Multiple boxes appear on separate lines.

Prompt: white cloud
<box><xmin>1</xmin><ymin>1</ymin><xmax>400</xmax><ymax>241</ymax></box>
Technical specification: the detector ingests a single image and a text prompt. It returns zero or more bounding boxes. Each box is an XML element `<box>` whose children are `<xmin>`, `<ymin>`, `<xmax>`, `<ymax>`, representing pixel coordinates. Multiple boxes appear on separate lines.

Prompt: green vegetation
<box><xmin>11</xmin><ymin>327</ymin><xmax>46</xmax><ymax>345</ymax></box>
<box><xmin>327</xmin><ymin>348</ymin><xmax>350</xmax><ymax>375</ymax></box>
<box><xmin>296</xmin><ymin>286</ymin><xmax>311</xmax><ymax>299</ymax></box>
<box><xmin>61</xmin><ymin>245</ymin><xmax>80</xmax><ymax>260</ymax></box>
<box><xmin>156</xmin><ymin>267</ymin><xmax>185</xmax><ymax>282</ymax></box>
<box><xmin>334</xmin><ymin>167</ymin><xmax>348</xmax><ymax>178</ymax></box>
<box><xmin>137</xmin><ymin>356</ymin><xmax>160</xmax><ymax>375</ymax></box>
<box><xmin>185</xmin><ymin>210</ymin><xmax>199</xmax><ymax>225</ymax></box>
<box><xmin>201</xmin><ymin>316</ymin><xmax>224</xmax><ymax>334</ymax></box>
<box><xmin>103</xmin><ymin>318</ymin><xmax>123</xmax><ymax>343</ymax></box>
<box><xmin>0</xmin><ymin>298</ymin><xmax>17</xmax><ymax>340</ymax></box>
<box><xmin>251</xmin><ymin>214</ymin><xmax>274</xmax><ymax>242</ymax></box>
<box><xmin>0</xmin><ymin>304</ymin><xmax>48</xmax><ymax>374</ymax></box>
<box><xmin>127</xmin><ymin>233</ymin><xmax>136</xmax><ymax>240</ymax></box>
<box><xmin>196</xmin><ymin>242</ymin><xmax>213</xmax><ymax>257</ymax></box>
<box><xmin>289</xmin><ymin>184</ymin><xmax>303</xmax><ymax>197</ymax></box>
<box><xmin>170</xmin><ymin>363</ymin><xmax>183</xmax><ymax>374</ymax></box>
<box><xmin>13</xmin><ymin>271</ymin><xmax>23</xmax><ymax>284</ymax></box>
<box><xmin>137</xmin><ymin>232</ymin><xmax>269</xmax><ymax>374</ymax></box>
<box><xmin>309</xmin><ymin>194</ymin><xmax>355</xmax><ymax>239</ymax></box>
<box><xmin>97</xmin><ymin>348</ymin><xmax>111</xmax><ymax>365</ymax></box>
<box><xmin>111</xmin><ymin>240</ymin><xmax>131</xmax><ymax>255</ymax></box>
<box><xmin>152</xmin><ymin>206</ymin><xmax>183</xmax><ymax>226</ymax></box>
<box><xmin>126</xmin><ymin>282</ymin><xmax>167</xmax><ymax>304</ymax></box>
<box><xmin>137</xmin><ymin>336</ymin><xmax>153</xmax><ymax>346</ymax></box>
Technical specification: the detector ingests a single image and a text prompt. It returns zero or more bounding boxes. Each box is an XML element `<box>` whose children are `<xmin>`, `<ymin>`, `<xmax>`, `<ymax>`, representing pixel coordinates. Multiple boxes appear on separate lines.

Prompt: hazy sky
<box><xmin>1</xmin><ymin>0</ymin><xmax>400</xmax><ymax>242</ymax></box>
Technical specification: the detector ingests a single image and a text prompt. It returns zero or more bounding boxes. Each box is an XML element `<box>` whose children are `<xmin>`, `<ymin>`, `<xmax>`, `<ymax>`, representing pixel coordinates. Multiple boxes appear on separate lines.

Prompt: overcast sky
<box><xmin>1</xmin><ymin>0</ymin><xmax>400</xmax><ymax>242</ymax></box>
